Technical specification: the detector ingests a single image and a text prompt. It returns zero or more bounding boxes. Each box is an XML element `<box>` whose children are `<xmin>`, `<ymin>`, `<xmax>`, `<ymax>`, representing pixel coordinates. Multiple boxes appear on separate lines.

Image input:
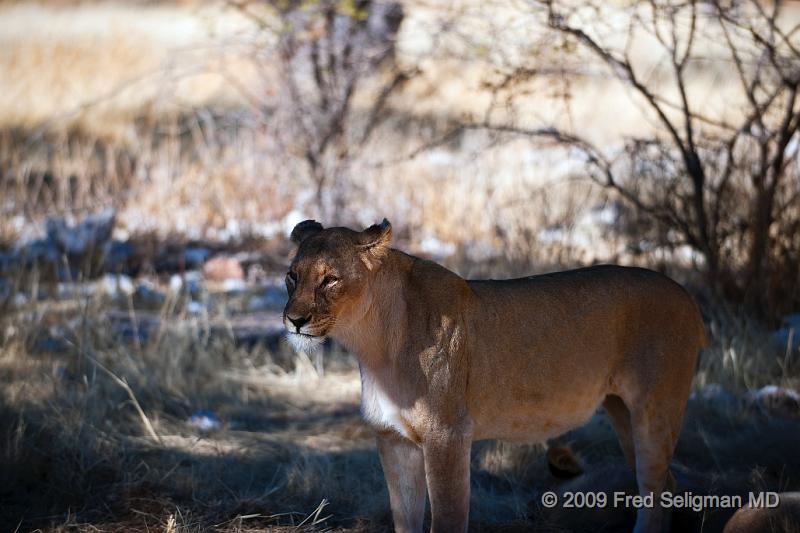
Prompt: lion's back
<box><xmin>467</xmin><ymin>264</ymin><xmax>706</xmax><ymax>351</ymax></box>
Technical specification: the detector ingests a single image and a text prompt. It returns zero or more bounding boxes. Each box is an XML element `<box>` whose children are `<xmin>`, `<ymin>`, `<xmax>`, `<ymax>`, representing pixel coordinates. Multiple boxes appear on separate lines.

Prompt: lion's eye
<box><xmin>322</xmin><ymin>275</ymin><xmax>339</xmax><ymax>288</ymax></box>
<box><xmin>286</xmin><ymin>272</ymin><xmax>297</xmax><ymax>292</ymax></box>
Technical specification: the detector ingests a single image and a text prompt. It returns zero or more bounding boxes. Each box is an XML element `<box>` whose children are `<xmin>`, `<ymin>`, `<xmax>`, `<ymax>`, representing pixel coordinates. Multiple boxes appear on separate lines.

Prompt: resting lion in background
<box><xmin>282</xmin><ymin>219</ymin><xmax>706</xmax><ymax>533</ymax></box>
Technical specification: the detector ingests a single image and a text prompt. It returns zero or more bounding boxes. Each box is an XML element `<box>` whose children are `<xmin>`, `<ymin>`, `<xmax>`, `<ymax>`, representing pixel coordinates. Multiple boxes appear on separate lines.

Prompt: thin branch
<box><xmin>545</xmin><ymin>2</ymin><xmax>688</xmax><ymax>155</ymax></box>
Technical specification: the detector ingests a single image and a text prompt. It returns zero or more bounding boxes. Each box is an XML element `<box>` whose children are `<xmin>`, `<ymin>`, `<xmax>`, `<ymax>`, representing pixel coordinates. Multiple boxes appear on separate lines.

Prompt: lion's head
<box><xmin>282</xmin><ymin>218</ymin><xmax>392</xmax><ymax>352</ymax></box>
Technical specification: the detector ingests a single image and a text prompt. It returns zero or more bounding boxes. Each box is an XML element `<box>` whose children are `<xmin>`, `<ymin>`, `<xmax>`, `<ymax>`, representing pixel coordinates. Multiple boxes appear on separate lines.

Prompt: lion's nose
<box><xmin>287</xmin><ymin>314</ymin><xmax>311</xmax><ymax>330</ymax></box>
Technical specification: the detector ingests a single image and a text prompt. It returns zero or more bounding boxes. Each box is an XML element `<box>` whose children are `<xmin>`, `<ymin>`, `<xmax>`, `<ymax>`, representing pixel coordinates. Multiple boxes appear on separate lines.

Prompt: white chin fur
<box><xmin>286</xmin><ymin>332</ymin><xmax>325</xmax><ymax>353</ymax></box>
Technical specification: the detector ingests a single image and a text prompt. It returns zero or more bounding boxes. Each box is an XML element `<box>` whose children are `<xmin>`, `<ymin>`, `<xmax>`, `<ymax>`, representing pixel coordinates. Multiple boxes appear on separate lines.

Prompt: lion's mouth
<box><xmin>285</xmin><ymin>326</ymin><xmax>326</xmax><ymax>337</ymax></box>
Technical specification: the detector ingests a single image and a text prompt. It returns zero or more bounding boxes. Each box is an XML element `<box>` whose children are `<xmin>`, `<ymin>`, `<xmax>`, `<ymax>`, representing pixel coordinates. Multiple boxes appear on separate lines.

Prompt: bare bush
<box><xmin>233</xmin><ymin>0</ymin><xmax>412</xmax><ymax>221</ymax></box>
<box><xmin>471</xmin><ymin>0</ymin><xmax>800</xmax><ymax>320</ymax></box>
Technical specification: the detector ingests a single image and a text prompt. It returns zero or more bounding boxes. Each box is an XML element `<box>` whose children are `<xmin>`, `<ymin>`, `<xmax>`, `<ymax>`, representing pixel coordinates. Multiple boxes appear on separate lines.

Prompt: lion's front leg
<box><xmin>423</xmin><ymin>429</ymin><xmax>472</xmax><ymax>533</ymax></box>
<box><xmin>377</xmin><ymin>431</ymin><xmax>426</xmax><ymax>533</ymax></box>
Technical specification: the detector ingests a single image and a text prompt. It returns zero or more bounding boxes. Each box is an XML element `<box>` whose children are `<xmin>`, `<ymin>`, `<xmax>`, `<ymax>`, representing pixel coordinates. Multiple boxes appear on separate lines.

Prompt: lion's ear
<box><xmin>358</xmin><ymin>218</ymin><xmax>392</xmax><ymax>269</ymax></box>
<box><xmin>546</xmin><ymin>445</ymin><xmax>584</xmax><ymax>479</ymax></box>
<box><xmin>290</xmin><ymin>220</ymin><xmax>324</xmax><ymax>245</ymax></box>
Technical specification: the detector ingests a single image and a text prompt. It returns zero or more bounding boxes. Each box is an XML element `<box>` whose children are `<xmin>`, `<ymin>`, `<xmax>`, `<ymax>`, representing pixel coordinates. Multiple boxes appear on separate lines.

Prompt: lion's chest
<box><xmin>359</xmin><ymin>367</ymin><xmax>418</xmax><ymax>443</ymax></box>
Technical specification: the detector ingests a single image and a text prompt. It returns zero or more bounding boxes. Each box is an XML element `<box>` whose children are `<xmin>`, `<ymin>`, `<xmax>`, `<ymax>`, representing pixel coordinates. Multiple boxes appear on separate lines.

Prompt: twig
<box><xmin>295</xmin><ymin>499</ymin><xmax>331</xmax><ymax>528</ymax></box>
<box><xmin>88</xmin><ymin>355</ymin><xmax>162</xmax><ymax>444</ymax></box>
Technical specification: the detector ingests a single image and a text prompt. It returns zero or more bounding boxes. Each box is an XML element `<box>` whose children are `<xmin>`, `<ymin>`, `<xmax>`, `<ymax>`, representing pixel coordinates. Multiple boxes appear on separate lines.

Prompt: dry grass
<box><xmin>2</xmin><ymin>0</ymin><xmax>797</xmax><ymax>262</ymax></box>
<box><xmin>1</xmin><ymin>1</ymin><xmax>799</xmax><ymax>531</ymax></box>
<box><xmin>0</xmin><ymin>278</ymin><xmax>543</xmax><ymax>531</ymax></box>
<box><xmin>4</xmin><ymin>0</ymin><xmax>798</xmax><ymax>274</ymax></box>
<box><xmin>0</xmin><ymin>287</ymin><xmax>375</xmax><ymax>531</ymax></box>
<box><xmin>697</xmin><ymin>304</ymin><xmax>800</xmax><ymax>392</ymax></box>
<box><xmin>0</xmin><ymin>253</ymin><xmax>797</xmax><ymax>531</ymax></box>
<box><xmin>0</xmin><ymin>2</ymin><xmax>262</xmax><ymax>140</ymax></box>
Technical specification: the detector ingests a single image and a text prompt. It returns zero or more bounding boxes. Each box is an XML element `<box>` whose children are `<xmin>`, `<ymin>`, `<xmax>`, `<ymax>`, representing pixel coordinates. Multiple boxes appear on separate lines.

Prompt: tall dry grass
<box><xmin>0</xmin><ymin>276</ymin><xmax>544</xmax><ymax>530</ymax></box>
<box><xmin>697</xmin><ymin>303</ymin><xmax>800</xmax><ymax>392</ymax></box>
<box><xmin>0</xmin><ymin>2</ymin><xmax>262</xmax><ymax>140</ymax></box>
<box><xmin>4</xmin><ymin>0</ymin><xmax>796</xmax><ymax>260</ymax></box>
<box><xmin>1</xmin><ymin>1</ymin><xmax>798</xmax><ymax>531</ymax></box>
<box><xmin>2</xmin><ymin>278</ymin><xmax>795</xmax><ymax>531</ymax></box>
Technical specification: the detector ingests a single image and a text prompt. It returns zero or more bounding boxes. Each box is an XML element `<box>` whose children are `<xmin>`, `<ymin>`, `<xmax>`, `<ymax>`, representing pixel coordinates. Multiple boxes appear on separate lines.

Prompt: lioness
<box><xmin>724</xmin><ymin>493</ymin><xmax>800</xmax><ymax>533</ymax></box>
<box><xmin>282</xmin><ymin>219</ymin><xmax>705</xmax><ymax>533</ymax></box>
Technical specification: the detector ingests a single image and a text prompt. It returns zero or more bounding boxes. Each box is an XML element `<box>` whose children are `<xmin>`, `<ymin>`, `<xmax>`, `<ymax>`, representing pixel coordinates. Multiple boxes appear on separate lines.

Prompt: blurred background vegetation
<box><xmin>0</xmin><ymin>0</ymin><xmax>799</xmax><ymax>531</ymax></box>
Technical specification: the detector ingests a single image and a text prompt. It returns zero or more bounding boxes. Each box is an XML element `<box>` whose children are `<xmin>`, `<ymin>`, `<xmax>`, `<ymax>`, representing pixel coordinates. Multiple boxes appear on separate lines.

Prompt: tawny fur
<box><xmin>724</xmin><ymin>493</ymin><xmax>800</xmax><ymax>533</ymax></box>
<box><xmin>283</xmin><ymin>219</ymin><xmax>706</xmax><ymax>533</ymax></box>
